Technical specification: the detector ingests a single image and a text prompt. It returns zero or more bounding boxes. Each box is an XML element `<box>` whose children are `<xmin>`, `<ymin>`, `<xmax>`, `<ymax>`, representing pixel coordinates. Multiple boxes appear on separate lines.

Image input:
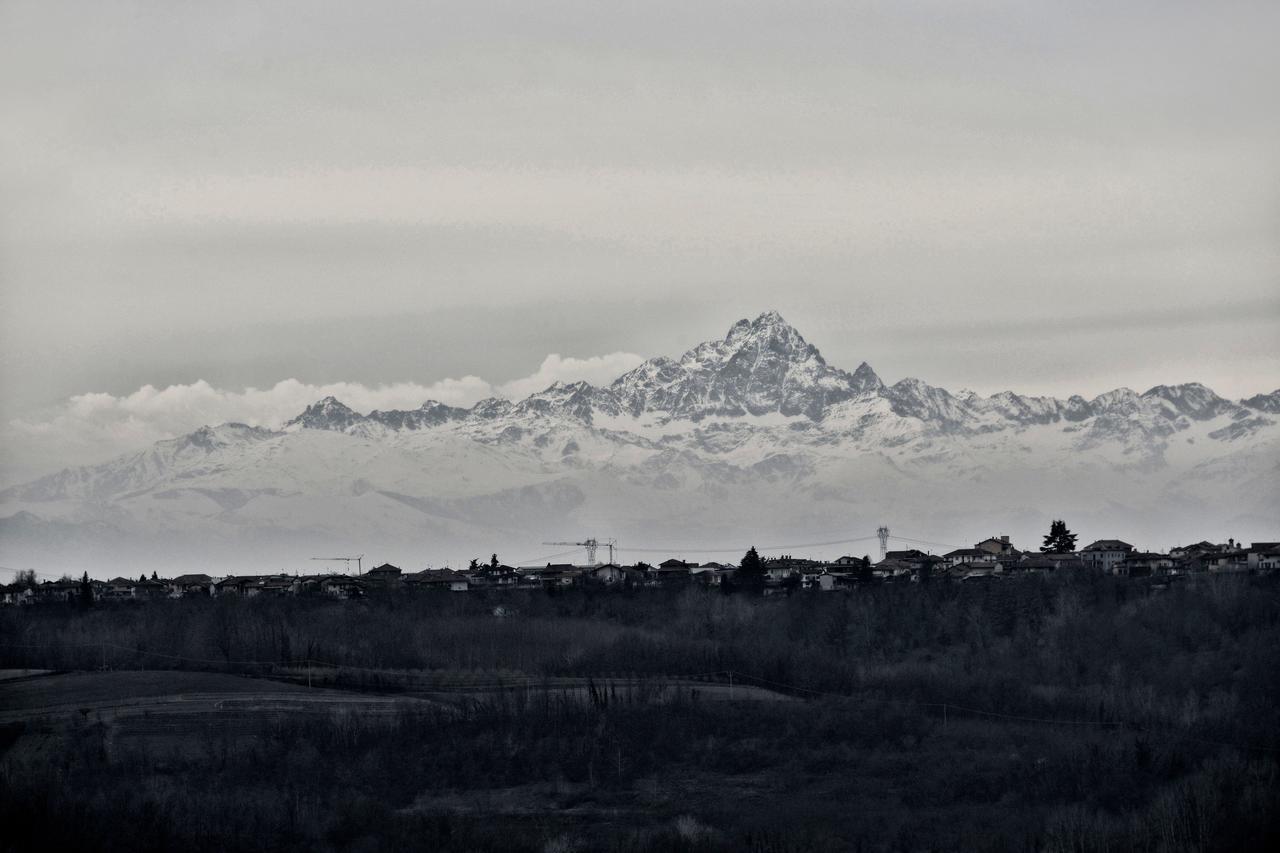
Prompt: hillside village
<box><xmin>5</xmin><ymin>533</ymin><xmax>1278</xmax><ymax>605</ymax></box>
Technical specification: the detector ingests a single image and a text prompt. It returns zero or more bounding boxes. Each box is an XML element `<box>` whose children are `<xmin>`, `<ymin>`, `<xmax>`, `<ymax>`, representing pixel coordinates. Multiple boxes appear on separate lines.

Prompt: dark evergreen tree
<box><xmin>1040</xmin><ymin>519</ymin><xmax>1078</xmax><ymax>554</ymax></box>
<box><xmin>733</xmin><ymin>546</ymin><xmax>764</xmax><ymax>592</ymax></box>
<box><xmin>490</xmin><ymin>553</ymin><xmax>499</xmax><ymax>569</ymax></box>
<box><xmin>78</xmin><ymin>571</ymin><xmax>93</xmax><ymax>609</ymax></box>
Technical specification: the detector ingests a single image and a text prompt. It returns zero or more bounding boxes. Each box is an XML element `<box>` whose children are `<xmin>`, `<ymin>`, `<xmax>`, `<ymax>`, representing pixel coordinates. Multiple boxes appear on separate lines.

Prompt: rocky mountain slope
<box><xmin>2</xmin><ymin>312</ymin><xmax>1276</xmax><ymax>573</ymax></box>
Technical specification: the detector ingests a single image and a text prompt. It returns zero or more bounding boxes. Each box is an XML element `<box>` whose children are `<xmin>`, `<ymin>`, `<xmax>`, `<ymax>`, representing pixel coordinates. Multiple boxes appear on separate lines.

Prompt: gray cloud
<box><xmin>2</xmin><ymin>0</ymin><xmax>1278</xmax><ymax>455</ymax></box>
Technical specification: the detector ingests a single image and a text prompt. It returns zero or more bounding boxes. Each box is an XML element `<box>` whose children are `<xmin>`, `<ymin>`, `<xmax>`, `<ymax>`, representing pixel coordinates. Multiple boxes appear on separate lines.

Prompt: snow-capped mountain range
<box><xmin>3</xmin><ymin>311</ymin><xmax>1277</xmax><ymax>573</ymax></box>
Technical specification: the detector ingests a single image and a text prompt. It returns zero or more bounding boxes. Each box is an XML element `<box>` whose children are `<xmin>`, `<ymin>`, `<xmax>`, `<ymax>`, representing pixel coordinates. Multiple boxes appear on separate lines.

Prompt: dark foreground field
<box><xmin>2</xmin><ymin>573</ymin><xmax>1279</xmax><ymax>852</ymax></box>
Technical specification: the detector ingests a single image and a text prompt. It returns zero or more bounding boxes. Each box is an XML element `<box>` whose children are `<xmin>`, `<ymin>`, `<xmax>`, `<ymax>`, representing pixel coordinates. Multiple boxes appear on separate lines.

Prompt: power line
<box><xmin>889</xmin><ymin>535</ymin><xmax>969</xmax><ymax>551</ymax></box>
<box><xmin>514</xmin><ymin>548</ymin><xmax>584</xmax><ymax>566</ymax></box>
<box><xmin>618</xmin><ymin>534</ymin><xmax>882</xmax><ymax>556</ymax></box>
<box><xmin>1</xmin><ymin>565</ymin><xmax>76</xmax><ymax>581</ymax></box>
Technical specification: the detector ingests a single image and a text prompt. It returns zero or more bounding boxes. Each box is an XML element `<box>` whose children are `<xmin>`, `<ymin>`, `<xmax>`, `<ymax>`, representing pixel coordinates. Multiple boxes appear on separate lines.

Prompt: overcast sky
<box><xmin>2</xmin><ymin>0</ymin><xmax>1278</xmax><ymax>483</ymax></box>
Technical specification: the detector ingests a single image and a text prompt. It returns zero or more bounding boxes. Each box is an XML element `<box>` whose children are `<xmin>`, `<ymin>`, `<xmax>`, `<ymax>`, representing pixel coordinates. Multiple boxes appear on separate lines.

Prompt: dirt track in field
<box><xmin>0</xmin><ymin>669</ymin><xmax>793</xmax><ymax>727</ymax></box>
<box><xmin>0</xmin><ymin>670</ymin><xmax>439</xmax><ymax>725</ymax></box>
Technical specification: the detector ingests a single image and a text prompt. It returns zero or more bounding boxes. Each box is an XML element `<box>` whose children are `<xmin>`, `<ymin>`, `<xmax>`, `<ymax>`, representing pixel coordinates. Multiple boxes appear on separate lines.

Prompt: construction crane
<box><xmin>310</xmin><ymin>554</ymin><xmax>364</xmax><ymax>575</ymax></box>
<box><xmin>541</xmin><ymin>538</ymin><xmax>616</xmax><ymax>566</ymax></box>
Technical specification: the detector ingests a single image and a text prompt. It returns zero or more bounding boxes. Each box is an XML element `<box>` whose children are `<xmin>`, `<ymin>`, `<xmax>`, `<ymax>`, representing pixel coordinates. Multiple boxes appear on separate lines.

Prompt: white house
<box><xmin>1081</xmin><ymin>540</ymin><xmax>1134</xmax><ymax>574</ymax></box>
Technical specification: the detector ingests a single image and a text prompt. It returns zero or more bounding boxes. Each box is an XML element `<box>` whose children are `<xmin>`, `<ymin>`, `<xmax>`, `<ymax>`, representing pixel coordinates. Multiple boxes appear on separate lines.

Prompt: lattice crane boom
<box><xmin>310</xmin><ymin>554</ymin><xmax>364</xmax><ymax>575</ymax></box>
<box><xmin>541</xmin><ymin>538</ymin><xmax>616</xmax><ymax>566</ymax></box>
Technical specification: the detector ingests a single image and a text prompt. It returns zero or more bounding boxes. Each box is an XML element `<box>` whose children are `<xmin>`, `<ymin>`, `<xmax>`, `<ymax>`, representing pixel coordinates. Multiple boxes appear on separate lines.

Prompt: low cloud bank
<box><xmin>2</xmin><ymin>352</ymin><xmax>644</xmax><ymax>486</ymax></box>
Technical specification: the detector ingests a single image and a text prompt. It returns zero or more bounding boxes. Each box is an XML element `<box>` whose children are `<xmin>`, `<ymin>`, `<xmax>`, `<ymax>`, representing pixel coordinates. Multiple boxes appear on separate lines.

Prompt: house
<box><xmin>975</xmin><ymin>535</ymin><xmax>1018</xmax><ymax>556</ymax></box>
<box><xmin>873</xmin><ymin>559</ymin><xmax>915</xmax><ymax>580</ymax></box>
<box><xmin>690</xmin><ymin>562</ymin><xmax>736</xmax><ymax>587</ymax></box>
<box><xmin>32</xmin><ymin>579</ymin><xmax>82</xmax><ymax>603</ymax></box>
<box><xmin>1080</xmin><ymin>540</ymin><xmax>1134</xmax><ymax>574</ymax></box>
<box><xmin>405</xmin><ymin>568</ymin><xmax>471</xmax><ymax>592</ymax></box>
<box><xmin>762</xmin><ymin>555</ymin><xmax>822</xmax><ymax>583</ymax></box>
<box><xmin>649</xmin><ymin>559</ymin><xmax>695</xmax><ymax>586</ymax></box>
<box><xmin>1170</xmin><ymin>540</ymin><xmax>1237</xmax><ymax>560</ymax></box>
<box><xmin>826</xmin><ymin>556</ymin><xmax>872</xmax><ymax>584</ymax></box>
<box><xmin>1034</xmin><ymin>553</ymin><xmax>1085</xmax><ymax>571</ymax></box>
<box><xmin>1170</xmin><ymin>555</ymin><xmax>1210</xmax><ymax>575</ymax></box>
<box><xmin>365</xmin><ymin>563</ymin><xmax>403</xmax><ymax>590</ymax></box>
<box><xmin>168</xmin><ymin>574</ymin><xmax>214</xmax><ymax>597</ymax></box>
<box><xmin>1015</xmin><ymin>553</ymin><xmax>1083</xmax><ymax>572</ymax></box>
<box><xmin>258</xmin><ymin>575</ymin><xmax>298</xmax><ymax>596</ymax></box>
<box><xmin>1114</xmin><ymin>552</ymin><xmax>1174</xmax><ymax>577</ymax></box>
<box><xmin>588</xmin><ymin>563</ymin><xmax>644</xmax><ymax>586</ymax></box>
<box><xmin>1205</xmin><ymin>550</ymin><xmax>1250</xmax><ymax>574</ymax></box>
<box><xmin>100</xmin><ymin>577</ymin><xmax>139</xmax><ymax>601</ymax></box>
<box><xmin>943</xmin><ymin>548</ymin><xmax>986</xmax><ymax>569</ymax></box>
<box><xmin>790</xmin><ymin>565</ymin><xmax>836</xmax><ymax>590</ymax></box>
<box><xmin>831</xmin><ymin>572</ymin><xmax>864</xmax><ymax>590</ymax></box>
<box><xmin>1</xmin><ymin>583</ymin><xmax>34</xmax><ymax>606</ymax></box>
<box><xmin>798</xmin><ymin>565</ymin><xmax>828</xmax><ymax>590</ymax></box>
<box><xmin>1247</xmin><ymin>543</ymin><xmax>1280</xmax><ymax>570</ymax></box>
<box><xmin>319</xmin><ymin>575</ymin><xmax>366</xmax><ymax>600</ymax></box>
<box><xmin>134</xmin><ymin>578</ymin><xmax>169</xmax><ymax>599</ymax></box>
<box><xmin>883</xmin><ymin>549</ymin><xmax>930</xmax><ymax>564</ymax></box>
<box><xmin>960</xmin><ymin>566</ymin><xmax>999</xmax><ymax>582</ymax></box>
<box><xmin>214</xmin><ymin>575</ymin><xmax>275</xmax><ymax>596</ymax></box>
<box><xmin>878</xmin><ymin>550</ymin><xmax>942</xmax><ymax>578</ymax></box>
<box><xmin>513</xmin><ymin>564</ymin><xmax>585</xmax><ymax>588</ymax></box>
<box><xmin>465</xmin><ymin>563</ymin><xmax>520</xmax><ymax>588</ymax></box>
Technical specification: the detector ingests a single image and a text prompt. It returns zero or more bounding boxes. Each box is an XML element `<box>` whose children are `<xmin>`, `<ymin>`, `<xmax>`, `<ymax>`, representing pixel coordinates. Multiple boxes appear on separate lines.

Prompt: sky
<box><xmin>2</xmin><ymin>0</ymin><xmax>1278</xmax><ymax>485</ymax></box>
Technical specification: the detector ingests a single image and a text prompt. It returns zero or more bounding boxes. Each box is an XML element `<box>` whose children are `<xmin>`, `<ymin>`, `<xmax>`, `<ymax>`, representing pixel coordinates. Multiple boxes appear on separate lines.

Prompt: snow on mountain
<box><xmin>610</xmin><ymin>310</ymin><xmax>866</xmax><ymax>421</ymax></box>
<box><xmin>2</xmin><ymin>311</ymin><xmax>1276</xmax><ymax>573</ymax></box>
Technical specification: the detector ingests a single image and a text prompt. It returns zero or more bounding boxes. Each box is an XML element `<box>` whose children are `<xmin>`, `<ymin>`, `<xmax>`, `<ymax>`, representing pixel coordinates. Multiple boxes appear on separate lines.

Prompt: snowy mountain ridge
<box><xmin>275</xmin><ymin>310</ymin><xmax>1274</xmax><ymax>438</ymax></box>
<box><xmin>2</xmin><ymin>312</ymin><xmax>1276</xmax><ymax>572</ymax></box>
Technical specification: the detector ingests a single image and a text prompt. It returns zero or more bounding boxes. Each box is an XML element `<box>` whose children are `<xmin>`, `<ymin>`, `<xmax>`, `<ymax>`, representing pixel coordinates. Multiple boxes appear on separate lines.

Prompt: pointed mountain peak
<box><xmin>725</xmin><ymin>310</ymin><xmax>807</xmax><ymax>346</ymax></box>
<box><xmin>286</xmin><ymin>396</ymin><xmax>365</xmax><ymax>431</ymax></box>
<box><xmin>754</xmin><ymin>308</ymin><xmax>789</xmax><ymax>325</ymax></box>
<box><xmin>313</xmin><ymin>395</ymin><xmax>354</xmax><ymax>412</ymax></box>
<box><xmin>850</xmin><ymin>361</ymin><xmax>883</xmax><ymax>393</ymax></box>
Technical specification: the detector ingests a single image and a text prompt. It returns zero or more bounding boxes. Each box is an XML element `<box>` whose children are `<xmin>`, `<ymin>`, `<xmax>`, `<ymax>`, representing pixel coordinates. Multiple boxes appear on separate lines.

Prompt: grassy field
<box><xmin>2</xmin><ymin>575</ymin><xmax>1279</xmax><ymax>851</ymax></box>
